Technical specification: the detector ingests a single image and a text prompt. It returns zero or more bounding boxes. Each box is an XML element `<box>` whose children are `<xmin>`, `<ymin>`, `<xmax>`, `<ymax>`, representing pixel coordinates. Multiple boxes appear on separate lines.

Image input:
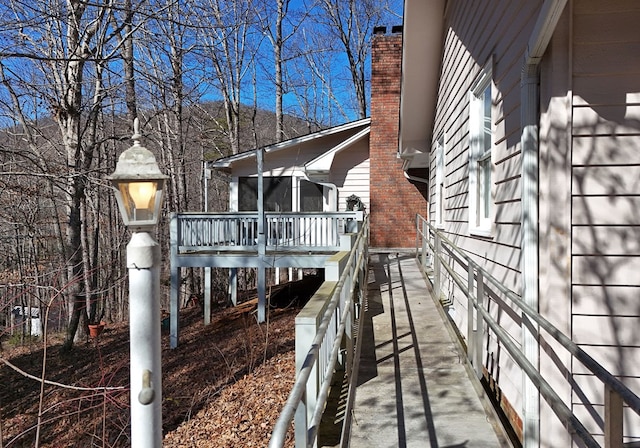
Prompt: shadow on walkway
<box><xmin>349</xmin><ymin>252</ymin><xmax>510</xmax><ymax>448</ymax></box>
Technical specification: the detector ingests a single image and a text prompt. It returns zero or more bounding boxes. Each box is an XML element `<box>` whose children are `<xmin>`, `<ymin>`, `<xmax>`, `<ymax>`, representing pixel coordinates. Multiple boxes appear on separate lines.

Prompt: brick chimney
<box><xmin>369</xmin><ymin>26</ymin><xmax>428</xmax><ymax>248</ymax></box>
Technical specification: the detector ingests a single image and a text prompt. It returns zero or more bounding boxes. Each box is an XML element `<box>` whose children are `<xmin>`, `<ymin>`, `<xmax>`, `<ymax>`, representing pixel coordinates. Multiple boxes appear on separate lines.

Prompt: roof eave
<box><xmin>398</xmin><ymin>0</ymin><xmax>446</xmax><ymax>168</ymax></box>
<box><xmin>210</xmin><ymin>118</ymin><xmax>371</xmax><ymax>169</ymax></box>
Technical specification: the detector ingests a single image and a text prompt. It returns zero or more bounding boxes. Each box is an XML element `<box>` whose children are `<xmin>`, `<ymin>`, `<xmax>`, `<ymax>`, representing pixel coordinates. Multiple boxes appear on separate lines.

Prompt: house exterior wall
<box><xmin>430</xmin><ymin>0</ymin><xmax>640</xmax><ymax>445</ymax></box>
<box><xmin>541</xmin><ymin>1</ymin><xmax>640</xmax><ymax>444</ymax></box>
<box><xmin>227</xmin><ymin>136</ymin><xmax>370</xmax><ymax>213</ymax></box>
<box><xmin>429</xmin><ymin>1</ymin><xmax>543</xmax><ymax>439</ymax></box>
<box><xmin>370</xmin><ymin>29</ymin><xmax>428</xmax><ymax>248</ymax></box>
<box><xmin>330</xmin><ymin>141</ymin><xmax>370</xmax><ymax>212</ymax></box>
<box><xmin>567</xmin><ymin>1</ymin><xmax>640</xmax><ymax>444</ymax></box>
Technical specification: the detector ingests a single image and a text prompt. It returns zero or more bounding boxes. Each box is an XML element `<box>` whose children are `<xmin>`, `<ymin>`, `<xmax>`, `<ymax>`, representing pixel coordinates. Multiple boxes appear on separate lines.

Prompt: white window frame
<box><xmin>468</xmin><ymin>62</ymin><xmax>494</xmax><ymax>237</ymax></box>
<box><xmin>434</xmin><ymin>135</ymin><xmax>445</xmax><ymax>229</ymax></box>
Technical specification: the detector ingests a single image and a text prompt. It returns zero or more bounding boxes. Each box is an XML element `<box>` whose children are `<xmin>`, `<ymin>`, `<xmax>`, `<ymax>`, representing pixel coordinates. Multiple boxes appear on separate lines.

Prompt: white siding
<box><xmin>569</xmin><ymin>2</ymin><xmax>640</xmax><ymax>443</ymax></box>
<box><xmin>330</xmin><ymin>140</ymin><xmax>370</xmax><ymax>212</ymax></box>
<box><xmin>229</xmin><ymin>135</ymin><xmax>370</xmax><ymax>213</ymax></box>
<box><xmin>429</xmin><ymin>0</ymin><xmax>640</xmax><ymax>444</ymax></box>
<box><xmin>430</xmin><ymin>2</ymin><xmax>541</xmax><ymax>436</ymax></box>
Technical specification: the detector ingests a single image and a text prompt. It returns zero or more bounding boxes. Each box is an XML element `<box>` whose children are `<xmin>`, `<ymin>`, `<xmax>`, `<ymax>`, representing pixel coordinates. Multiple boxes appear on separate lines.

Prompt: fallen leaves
<box><xmin>164</xmin><ymin>351</ymin><xmax>295</xmax><ymax>448</ymax></box>
<box><xmin>1</xmin><ymin>302</ymin><xmax>299</xmax><ymax>447</ymax></box>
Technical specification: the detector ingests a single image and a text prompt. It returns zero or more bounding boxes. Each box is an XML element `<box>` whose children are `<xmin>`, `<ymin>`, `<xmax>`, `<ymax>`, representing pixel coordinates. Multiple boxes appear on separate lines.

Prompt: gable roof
<box><xmin>211</xmin><ymin>118</ymin><xmax>371</xmax><ymax>169</ymax></box>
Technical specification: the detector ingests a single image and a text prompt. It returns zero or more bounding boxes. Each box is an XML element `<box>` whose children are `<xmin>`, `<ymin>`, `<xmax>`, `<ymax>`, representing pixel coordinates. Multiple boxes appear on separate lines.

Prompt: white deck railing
<box><xmin>416</xmin><ymin>214</ymin><xmax>640</xmax><ymax>448</ymax></box>
<box><xmin>174</xmin><ymin>211</ymin><xmax>364</xmax><ymax>253</ymax></box>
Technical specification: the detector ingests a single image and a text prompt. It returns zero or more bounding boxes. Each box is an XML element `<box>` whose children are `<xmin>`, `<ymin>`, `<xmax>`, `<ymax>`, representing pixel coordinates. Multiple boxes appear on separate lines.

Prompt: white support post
<box><xmin>522</xmin><ymin>62</ymin><xmax>541</xmax><ymax>448</ymax></box>
<box><xmin>342</xmin><ymin>267</ymin><xmax>353</xmax><ymax>373</ymax></box>
<box><xmin>467</xmin><ymin>264</ymin><xmax>475</xmax><ymax>364</ymax></box>
<box><xmin>169</xmin><ymin>264</ymin><xmax>179</xmax><ymax>347</ymax></box>
<box><xmin>204</xmin><ymin>267</ymin><xmax>211</xmax><ymax>325</ymax></box>
<box><xmin>257</xmin><ymin>147</ymin><xmax>266</xmax><ymax>323</ymax></box>
<box><xmin>128</xmin><ymin>232</ymin><xmax>163</xmax><ymax>448</ymax></box>
<box><xmin>434</xmin><ymin>233</ymin><xmax>442</xmax><ymax>300</ymax></box>
<box><xmin>475</xmin><ymin>271</ymin><xmax>484</xmax><ymax>378</ymax></box>
<box><xmin>170</xmin><ymin>216</ymin><xmax>180</xmax><ymax>349</ymax></box>
<box><xmin>229</xmin><ymin>268</ymin><xmax>238</xmax><ymax>306</ymax></box>
<box><xmin>295</xmin><ymin>312</ymin><xmax>319</xmax><ymax>448</ymax></box>
<box><xmin>422</xmin><ymin>219</ymin><xmax>428</xmax><ymax>268</ymax></box>
<box><xmin>257</xmin><ymin>263</ymin><xmax>266</xmax><ymax>323</ymax></box>
<box><xmin>294</xmin><ymin>391</ymin><xmax>309</xmax><ymax>448</ymax></box>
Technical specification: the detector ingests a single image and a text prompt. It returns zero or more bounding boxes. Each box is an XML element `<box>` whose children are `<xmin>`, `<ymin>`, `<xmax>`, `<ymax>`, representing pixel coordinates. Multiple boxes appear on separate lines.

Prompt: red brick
<box><xmin>369</xmin><ymin>32</ymin><xmax>428</xmax><ymax>248</ymax></box>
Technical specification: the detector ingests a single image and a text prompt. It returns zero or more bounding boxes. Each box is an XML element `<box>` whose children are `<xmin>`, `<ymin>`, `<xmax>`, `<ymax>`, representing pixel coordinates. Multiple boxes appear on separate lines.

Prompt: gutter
<box><xmin>403</xmin><ymin>171</ymin><xmax>429</xmax><ymax>184</ymax></box>
<box><xmin>400</xmin><ymin>158</ymin><xmax>430</xmax><ymax>184</ymax></box>
<box><xmin>520</xmin><ymin>1</ymin><xmax>568</xmax><ymax>447</ymax></box>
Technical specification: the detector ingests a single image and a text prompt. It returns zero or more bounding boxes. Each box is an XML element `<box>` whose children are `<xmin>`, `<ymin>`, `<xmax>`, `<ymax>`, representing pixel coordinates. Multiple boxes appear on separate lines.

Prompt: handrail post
<box><xmin>413</xmin><ymin>214</ymin><xmax>640</xmax><ymax>448</ymax></box>
<box><xmin>604</xmin><ymin>384</ymin><xmax>623</xmax><ymax>448</ymax></box>
<box><xmin>415</xmin><ymin>214</ymin><xmax>420</xmax><ymax>255</ymax></box>
<box><xmin>343</xmin><ymin>265</ymin><xmax>353</xmax><ymax>373</ymax></box>
<box><xmin>434</xmin><ymin>232</ymin><xmax>442</xmax><ymax>300</ymax></box>
<box><xmin>467</xmin><ymin>263</ymin><xmax>475</xmax><ymax>364</ymax></box>
<box><xmin>422</xmin><ymin>218</ymin><xmax>429</xmax><ymax>269</ymax></box>
<box><xmin>475</xmin><ymin>271</ymin><xmax>484</xmax><ymax>378</ymax></box>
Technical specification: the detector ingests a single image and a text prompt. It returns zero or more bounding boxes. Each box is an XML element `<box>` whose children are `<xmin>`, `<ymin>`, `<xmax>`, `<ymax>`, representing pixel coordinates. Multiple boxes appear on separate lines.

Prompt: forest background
<box><xmin>0</xmin><ymin>0</ymin><xmax>402</xmax><ymax>350</ymax></box>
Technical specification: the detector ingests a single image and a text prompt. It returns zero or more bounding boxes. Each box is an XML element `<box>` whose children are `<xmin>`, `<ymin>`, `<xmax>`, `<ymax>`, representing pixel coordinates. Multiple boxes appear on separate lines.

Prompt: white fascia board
<box><xmin>210</xmin><ymin>118</ymin><xmax>371</xmax><ymax>169</ymax></box>
<box><xmin>398</xmin><ymin>0</ymin><xmax>445</xmax><ymax>156</ymax></box>
<box><xmin>304</xmin><ymin>126</ymin><xmax>370</xmax><ymax>173</ymax></box>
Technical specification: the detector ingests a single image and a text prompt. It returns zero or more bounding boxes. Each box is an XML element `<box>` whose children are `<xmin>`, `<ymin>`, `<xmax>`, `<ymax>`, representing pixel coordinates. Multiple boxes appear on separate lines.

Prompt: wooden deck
<box><xmin>169</xmin><ymin>211</ymin><xmax>365</xmax><ymax>348</ymax></box>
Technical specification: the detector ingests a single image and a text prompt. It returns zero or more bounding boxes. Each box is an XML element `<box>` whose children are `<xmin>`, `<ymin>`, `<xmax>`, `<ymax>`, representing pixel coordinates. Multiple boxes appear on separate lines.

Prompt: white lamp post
<box><xmin>109</xmin><ymin>120</ymin><xmax>168</xmax><ymax>447</ymax></box>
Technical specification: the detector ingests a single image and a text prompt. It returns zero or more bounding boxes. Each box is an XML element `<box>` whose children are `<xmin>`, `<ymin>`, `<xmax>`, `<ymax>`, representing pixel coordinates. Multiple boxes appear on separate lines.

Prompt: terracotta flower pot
<box><xmin>88</xmin><ymin>322</ymin><xmax>105</xmax><ymax>338</ymax></box>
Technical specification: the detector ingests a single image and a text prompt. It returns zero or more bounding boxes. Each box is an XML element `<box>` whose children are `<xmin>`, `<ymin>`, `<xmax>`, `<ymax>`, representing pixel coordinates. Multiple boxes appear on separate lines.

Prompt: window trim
<box><xmin>299</xmin><ymin>178</ymin><xmax>325</xmax><ymax>212</ymax></box>
<box><xmin>237</xmin><ymin>176</ymin><xmax>293</xmax><ymax>212</ymax></box>
<box><xmin>468</xmin><ymin>61</ymin><xmax>494</xmax><ymax>237</ymax></box>
<box><xmin>434</xmin><ymin>134</ymin><xmax>445</xmax><ymax>229</ymax></box>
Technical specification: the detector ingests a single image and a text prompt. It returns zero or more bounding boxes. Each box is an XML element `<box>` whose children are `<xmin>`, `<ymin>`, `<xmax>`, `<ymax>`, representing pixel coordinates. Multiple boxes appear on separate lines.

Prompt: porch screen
<box><xmin>300</xmin><ymin>179</ymin><xmax>323</xmax><ymax>211</ymax></box>
<box><xmin>239</xmin><ymin>176</ymin><xmax>292</xmax><ymax>211</ymax></box>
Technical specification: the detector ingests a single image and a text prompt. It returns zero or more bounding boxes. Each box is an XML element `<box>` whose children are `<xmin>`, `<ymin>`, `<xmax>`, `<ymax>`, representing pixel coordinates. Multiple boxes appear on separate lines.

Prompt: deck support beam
<box><xmin>204</xmin><ymin>267</ymin><xmax>211</xmax><ymax>325</ymax></box>
<box><xmin>229</xmin><ymin>268</ymin><xmax>238</xmax><ymax>306</ymax></box>
<box><xmin>170</xmin><ymin>264</ymin><xmax>180</xmax><ymax>349</ymax></box>
<box><xmin>257</xmin><ymin>147</ymin><xmax>266</xmax><ymax>323</ymax></box>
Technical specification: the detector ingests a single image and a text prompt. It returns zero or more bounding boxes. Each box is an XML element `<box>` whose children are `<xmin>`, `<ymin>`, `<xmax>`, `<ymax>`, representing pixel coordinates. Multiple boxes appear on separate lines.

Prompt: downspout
<box><xmin>520</xmin><ymin>1</ymin><xmax>567</xmax><ymax>447</ymax></box>
<box><xmin>314</xmin><ymin>180</ymin><xmax>338</xmax><ymax>211</ymax></box>
<box><xmin>303</xmin><ymin>173</ymin><xmax>338</xmax><ymax>211</ymax></box>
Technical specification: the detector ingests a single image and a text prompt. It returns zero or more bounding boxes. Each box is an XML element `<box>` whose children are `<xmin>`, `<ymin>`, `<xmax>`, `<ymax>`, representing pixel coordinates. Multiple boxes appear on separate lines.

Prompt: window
<box><xmin>238</xmin><ymin>177</ymin><xmax>292</xmax><ymax>211</ymax></box>
<box><xmin>434</xmin><ymin>135</ymin><xmax>445</xmax><ymax>228</ymax></box>
<box><xmin>468</xmin><ymin>63</ymin><xmax>493</xmax><ymax>235</ymax></box>
<box><xmin>299</xmin><ymin>179</ymin><xmax>324</xmax><ymax>212</ymax></box>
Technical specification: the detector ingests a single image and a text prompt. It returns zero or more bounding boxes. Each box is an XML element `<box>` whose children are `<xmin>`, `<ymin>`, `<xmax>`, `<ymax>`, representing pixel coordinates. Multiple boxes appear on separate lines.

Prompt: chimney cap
<box><xmin>392</xmin><ymin>25</ymin><xmax>403</xmax><ymax>34</ymax></box>
<box><xmin>373</xmin><ymin>26</ymin><xmax>387</xmax><ymax>35</ymax></box>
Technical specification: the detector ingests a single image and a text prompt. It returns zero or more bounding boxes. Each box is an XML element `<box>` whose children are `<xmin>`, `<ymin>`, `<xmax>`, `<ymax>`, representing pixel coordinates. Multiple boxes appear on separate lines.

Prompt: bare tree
<box><xmin>0</xmin><ymin>0</ymin><xmax>147</xmax><ymax>350</ymax></box>
<box><xmin>0</xmin><ymin>0</ymin><xmax>405</xmax><ymax>351</ymax></box>
<box><xmin>195</xmin><ymin>0</ymin><xmax>262</xmax><ymax>155</ymax></box>
<box><xmin>256</xmin><ymin>0</ymin><xmax>310</xmax><ymax>142</ymax></box>
<box><xmin>318</xmin><ymin>0</ymin><xmax>387</xmax><ymax>118</ymax></box>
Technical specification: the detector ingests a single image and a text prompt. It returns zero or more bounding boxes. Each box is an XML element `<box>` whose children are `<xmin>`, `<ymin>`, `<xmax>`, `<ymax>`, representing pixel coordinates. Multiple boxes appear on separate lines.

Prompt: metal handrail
<box><xmin>269</xmin><ymin>216</ymin><xmax>369</xmax><ymax>448</ymax></box>
<box><xmin>416</xmin><ymin>214</ymin><xmax>640</xmax><ymax>447</ymax></box>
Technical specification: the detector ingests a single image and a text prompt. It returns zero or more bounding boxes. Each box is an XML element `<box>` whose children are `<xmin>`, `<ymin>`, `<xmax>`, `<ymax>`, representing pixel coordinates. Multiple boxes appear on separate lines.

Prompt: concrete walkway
<box><xmin>349</xmin><ymin>252</ymin><xmax>511</xmax><ymax>448</ymax></box>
